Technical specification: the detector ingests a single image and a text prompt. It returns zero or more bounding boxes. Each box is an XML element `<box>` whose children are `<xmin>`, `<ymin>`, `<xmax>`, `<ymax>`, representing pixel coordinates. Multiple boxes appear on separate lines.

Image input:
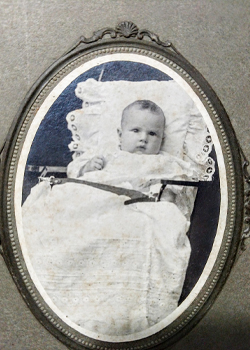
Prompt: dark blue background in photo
<box><xmin>25</xmin><ymin>62</ymin><xmax>172</xmax><ymax>169</ymax></box>
<box><xmin>22</xmin><ymin>60</ymin><xmax>220</xmax><ymax>302</ymax></box>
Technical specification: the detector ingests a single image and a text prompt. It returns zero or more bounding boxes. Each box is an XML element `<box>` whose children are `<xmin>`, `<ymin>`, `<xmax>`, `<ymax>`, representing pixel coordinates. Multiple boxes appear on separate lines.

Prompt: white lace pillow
<box><xmin>66</xmin><ymin>79</ymin><xmax>214</xmax><ymax>181</ymax></box>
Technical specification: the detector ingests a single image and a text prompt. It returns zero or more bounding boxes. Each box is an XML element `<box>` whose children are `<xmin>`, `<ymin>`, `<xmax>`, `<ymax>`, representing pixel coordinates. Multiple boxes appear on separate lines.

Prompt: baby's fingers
<box><xmin>93</xmin><ymin>159</ymin><xmax>104</xmax><ymax>170</ymax></box>
<box><xmin>94</xmin><ymin>156</ymin><xmax>104</xmax><ymax>167</ymax></box>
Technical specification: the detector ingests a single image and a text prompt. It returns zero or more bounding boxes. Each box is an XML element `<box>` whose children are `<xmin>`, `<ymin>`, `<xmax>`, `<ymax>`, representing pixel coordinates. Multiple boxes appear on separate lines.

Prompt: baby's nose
<box><xmin>140</xmin><ymin>132</ymin><xmax>148</xmax><ymax>143</ymax></box>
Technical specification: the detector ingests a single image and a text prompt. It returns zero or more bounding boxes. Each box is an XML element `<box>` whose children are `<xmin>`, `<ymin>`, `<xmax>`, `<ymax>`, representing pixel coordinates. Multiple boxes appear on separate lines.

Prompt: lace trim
<box><xmin>66</xmin><ymin>80</ymin><xmax>215</xmax><ymax>180</ymax></box>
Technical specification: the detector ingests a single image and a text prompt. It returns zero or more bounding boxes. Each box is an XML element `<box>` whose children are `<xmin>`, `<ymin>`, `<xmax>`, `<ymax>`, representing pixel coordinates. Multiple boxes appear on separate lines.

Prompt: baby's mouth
<box><xmin>136</xmin><ymin>145</ymin><xmax>146</xmax><ymax>153</ymax></box>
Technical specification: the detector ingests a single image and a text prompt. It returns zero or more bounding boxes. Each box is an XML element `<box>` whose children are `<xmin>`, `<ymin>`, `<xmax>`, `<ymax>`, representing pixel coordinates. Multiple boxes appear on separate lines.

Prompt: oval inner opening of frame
<box><xmin>14</xmin><ymin>53</ymin><xmax>228</xmax><ymax>342</ymax></box>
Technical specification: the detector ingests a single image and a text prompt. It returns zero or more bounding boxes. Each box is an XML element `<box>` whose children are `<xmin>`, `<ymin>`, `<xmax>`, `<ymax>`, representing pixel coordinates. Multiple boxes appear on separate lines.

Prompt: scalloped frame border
<box><xmin>0</xmin><ymin>24</ymin><xmax>244</xmax><ymax>350</ymax></box>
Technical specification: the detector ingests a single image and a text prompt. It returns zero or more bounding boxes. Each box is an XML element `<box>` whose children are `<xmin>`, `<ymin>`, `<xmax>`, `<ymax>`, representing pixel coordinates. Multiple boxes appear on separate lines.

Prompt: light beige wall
<box><xmin>0</xmin><ymin>1</ymin><xmax>249</xmax><ymax>349</ymax></box>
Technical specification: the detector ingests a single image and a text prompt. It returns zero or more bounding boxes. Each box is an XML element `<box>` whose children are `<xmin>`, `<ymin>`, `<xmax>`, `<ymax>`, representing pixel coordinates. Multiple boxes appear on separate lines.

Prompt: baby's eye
<box><xmin>148</xmin><ymin>131</ymin><xmax>157</xmax><ymax>136</ymax></box>
<box><xmin>131</xmin><ymin>129</ymin><xmax>139</xmax><ymax>133</ymax></box>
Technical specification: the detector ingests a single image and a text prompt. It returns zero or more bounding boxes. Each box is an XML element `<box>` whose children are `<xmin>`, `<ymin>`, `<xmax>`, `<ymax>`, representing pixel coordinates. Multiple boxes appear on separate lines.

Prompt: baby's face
<box><xmin>118</xmin><ymin>107</ymin><xmax>165</xmax><ymax>155</ymax></box>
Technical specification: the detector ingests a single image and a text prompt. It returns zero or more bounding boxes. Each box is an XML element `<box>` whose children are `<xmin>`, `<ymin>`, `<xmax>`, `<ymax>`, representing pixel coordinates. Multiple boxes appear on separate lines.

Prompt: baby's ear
<box><xmin>117</xmin><ymin>128</ymin><xmax>122</xmax><ymax>139</ymax></box>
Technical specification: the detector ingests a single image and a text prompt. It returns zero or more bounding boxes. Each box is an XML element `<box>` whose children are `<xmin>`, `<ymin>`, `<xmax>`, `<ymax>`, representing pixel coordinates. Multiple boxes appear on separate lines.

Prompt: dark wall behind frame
<box><xmin>0</xmin><ymin>2</ymin><xmax>250</xmax><ymax>350</ymax></box>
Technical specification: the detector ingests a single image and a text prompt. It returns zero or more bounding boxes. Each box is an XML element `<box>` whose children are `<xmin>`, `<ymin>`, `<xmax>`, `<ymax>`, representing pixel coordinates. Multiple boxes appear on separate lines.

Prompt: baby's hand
<box><xmin>80</xmin><ymin>156</ymin><xmax>105</xmax><ymax>175</ymax></box>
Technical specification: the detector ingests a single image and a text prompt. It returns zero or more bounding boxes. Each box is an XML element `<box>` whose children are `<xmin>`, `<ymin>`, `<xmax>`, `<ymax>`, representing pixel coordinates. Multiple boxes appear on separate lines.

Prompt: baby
<box><xmin>23</xmin><ymin>100</ymin><xmax>196</xmax><ymax>334</ymax></box>
<box><xmin>78</xmin><ymin>100</ymin><xmax>166</xmax><ymax>176</ymax></box>
<box><xmin>74</xmin><ymin>99</ymin><xmax>177</xmax><ymax>203</ymax></box>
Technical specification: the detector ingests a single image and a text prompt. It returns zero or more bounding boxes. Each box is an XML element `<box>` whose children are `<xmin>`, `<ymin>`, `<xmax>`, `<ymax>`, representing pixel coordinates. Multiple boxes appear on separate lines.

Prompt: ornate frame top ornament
<box><xmin>68</xmin><ymin>21</ymin><xmax>181</xmax><ymax>54</ymax></box>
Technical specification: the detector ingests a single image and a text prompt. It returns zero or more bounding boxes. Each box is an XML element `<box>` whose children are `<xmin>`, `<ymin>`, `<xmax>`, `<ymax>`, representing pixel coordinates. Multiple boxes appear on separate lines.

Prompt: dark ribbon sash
<box><xmin>39</xmin><ymin>176</ymin><xmax>201</xmax><ymax>205</ymax></box>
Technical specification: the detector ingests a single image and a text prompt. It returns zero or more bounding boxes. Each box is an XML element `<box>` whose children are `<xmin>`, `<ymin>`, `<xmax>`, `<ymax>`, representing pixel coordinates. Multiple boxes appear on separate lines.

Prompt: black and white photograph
<box><xmin>17</xmin><ymin>56</ymin><xmax>223</xmax><ymax>340</ymax></box>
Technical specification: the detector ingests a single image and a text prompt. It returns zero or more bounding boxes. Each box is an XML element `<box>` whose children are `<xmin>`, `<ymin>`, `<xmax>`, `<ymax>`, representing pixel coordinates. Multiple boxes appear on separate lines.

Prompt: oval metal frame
<box><xmin>0</xmin><ymin>22</ymin><xmax>244</xmax><ymax>350</ymax></box>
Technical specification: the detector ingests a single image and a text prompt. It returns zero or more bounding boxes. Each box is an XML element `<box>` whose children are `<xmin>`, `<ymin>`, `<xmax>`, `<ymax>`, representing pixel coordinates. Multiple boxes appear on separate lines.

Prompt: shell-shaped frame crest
<box><xmin>116</xmin><ymin>21</ymin><xmax>139</xmax><ymax>37</ymax></box>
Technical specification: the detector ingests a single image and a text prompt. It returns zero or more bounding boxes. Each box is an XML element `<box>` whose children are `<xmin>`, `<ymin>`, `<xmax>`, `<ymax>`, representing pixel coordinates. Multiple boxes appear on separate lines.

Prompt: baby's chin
<box><xmin>121</xmin><ymin>147</ymin><xmax>159</xmax><ymax>155</ymax></box>
<box><xmin>134</xmin><ymin>150</ymin><xmax>147</xmax><ymax>154</ymax></box>
<box><xmin>131</xmin><ymin>148</ymin><xmax>158</xmax><ymax>155</ymax></box>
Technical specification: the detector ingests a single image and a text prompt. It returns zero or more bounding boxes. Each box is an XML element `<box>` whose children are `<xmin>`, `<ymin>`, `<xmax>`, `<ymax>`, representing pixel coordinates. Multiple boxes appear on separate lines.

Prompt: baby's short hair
<box><xmin>121</xmin><ymin>100</ymin><xmax>165</xmax><ymax>127</ymax></box>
